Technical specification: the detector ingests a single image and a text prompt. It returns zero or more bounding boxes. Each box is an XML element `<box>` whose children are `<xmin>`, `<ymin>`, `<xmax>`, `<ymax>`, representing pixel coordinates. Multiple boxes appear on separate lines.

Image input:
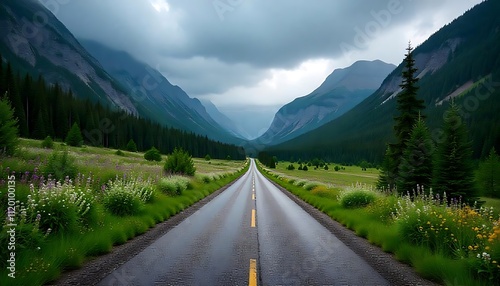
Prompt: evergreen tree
<box><xmin>477</xmin><ymin>148</ymin><xmax>500</xmax><ymax>198</ymax></box>
<box><xmin>0</xmin><ymin>94</ymin><xmax>19</xmax><ymax>155</ymax></box>
<box><xmin>379</xmin><ymin>42</ymin><xmax>425</xmax><ymax>191</ymax></box>
<box><xmin>377</xmin><ymin>146</ymin><xmax>398</xmax><ymax>190</ymax></box>
<box><xmin>65</xmin><ymin>122</ymin><xmax>83</xmax><ymax>147</ymax></box>
<box><xmin>433</xmin><ymin>101</ymin><xmax>478</xmax><ymax>205</ymax></box>
<box><xmin>397</xmin><ymin>117</ymin><xmax>434</xmax><ymax>193</ymax></box>
<box><xmin>126</xmin><ymin>139</ymin><xmax>137</xmax><ymax>152</ymax></box>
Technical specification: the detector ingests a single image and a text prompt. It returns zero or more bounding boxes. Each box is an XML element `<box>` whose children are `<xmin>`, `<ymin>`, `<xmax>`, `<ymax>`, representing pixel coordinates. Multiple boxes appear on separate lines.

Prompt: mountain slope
<box><xmin>200</xmin><ymin>99</ymin><xmax>249</xmax><ymax>139</ymax></box>
<box><xmin>267</xmin><ymin>0</ymin><xmax>500</xmax><ymax>163</ymax></box>
<box><xmin>0</xmin><ymin>0</ymin><xmax>137</xmax><ymax>114</ymax></box>
<box><xmin>80</xmin><ymin>40</ymin><xmax>243</xmax><ymax>144</ymax></box>
<box><xmin>258</xmin><ymin>60</ymin><xmax>395</xmax><ymax>145</ymax></box>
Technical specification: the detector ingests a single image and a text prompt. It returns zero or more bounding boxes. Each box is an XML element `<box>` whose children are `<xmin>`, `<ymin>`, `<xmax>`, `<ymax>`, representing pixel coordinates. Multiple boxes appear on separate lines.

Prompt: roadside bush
<box><xmin>26</xmin><ymin>178</ymin><xmax>95</xmax><ymax>232</ymax></box>
<box><xmin>294</xmin><ymin>180</ymin><xmax>307</xmax><ymax>187</ymax></box>
<box><xmin>157</xmin><ymin>176</ymin><xmax>191</xmax><ymax>196</ymax></box>
<box><xmin>311</xmin><ymin>185</ymin><xmax>338</xmax><ymax>200</ymax></box>
<box><xmin>41</xmin><ymin>136</ymin><xmax>54</xmax><ymax>149</ymax></box>
<box><xmin>201</xmin><ymin>175</ymin><xmax>211</xmax><ymax>183</ymax></box>
<box><xmin>366</xmin><ymin>195</ymin><xmax>399</xmax><ymax>223</ymax></box>
<box><xmin>339</xmin><ymin>187</ymin><xmax>378</xmax><ymax>208</ymax></box>
<box><xmin>304</xmin><ymin>182</ymin><xmax>320</xmax><ymax>191</ymax></box>
<box><xmin>103</xmin><ymin>191</ymin><xmax>142</xmax><ymax>216</ymax></box>
<box><xmin>164</xmin><ymin>148</ymin><xmax>196</xmax><ymax>176</ymax></box>
<box><xmin>102</xmin><ymin>177</ymin><xmax>154</xmax><ymax>216</ymax></box>
<box><xmin>44</xmin><ymin>149</ymin><xmax>78</xmax><ymax>181</ymax></box>
<box><xmin>144</xmin><ymin>147</ymin><xmax>162</xmax><ymax>162</ymax></box>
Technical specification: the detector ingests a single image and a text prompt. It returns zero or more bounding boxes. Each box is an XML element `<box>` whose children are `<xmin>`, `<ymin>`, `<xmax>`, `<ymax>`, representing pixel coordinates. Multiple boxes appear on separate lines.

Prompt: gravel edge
<box><xmin>49</xmin><ymin>175</ymin><xmax>244</xmax><ymax>286</ymax></box>
<box><xmin>265</xmin><ymin>178</ymin><xmax>440</xmax><ymax>286</ymax></box>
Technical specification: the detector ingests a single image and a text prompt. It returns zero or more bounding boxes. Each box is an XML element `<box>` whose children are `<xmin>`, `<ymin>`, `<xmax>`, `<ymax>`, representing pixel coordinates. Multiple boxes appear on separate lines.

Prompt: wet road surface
<box><xmin>98</xmin><ymin>159</ymin><xmax>389</xmax><ymax>285</ymax></box>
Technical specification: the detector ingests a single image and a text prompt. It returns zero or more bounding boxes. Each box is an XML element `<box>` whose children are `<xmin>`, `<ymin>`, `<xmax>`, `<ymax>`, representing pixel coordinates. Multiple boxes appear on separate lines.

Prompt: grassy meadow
<box><xmin>272</xmin><ymin>161</ymin><xmax>379</xmax><ymax>187</ymax></box>
<box><xmin>259</xmin><ymin>161</ymin><xmax>500</xmax><ymax>285</ymax></box>
<box><xmin>0</xmin><ymin>138</ymin><xmax>248</xmax><ymax>285</ymax></box>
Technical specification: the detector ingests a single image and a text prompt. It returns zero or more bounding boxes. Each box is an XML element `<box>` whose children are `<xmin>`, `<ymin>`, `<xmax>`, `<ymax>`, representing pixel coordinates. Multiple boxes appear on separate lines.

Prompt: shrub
<box><xmin>286</xmin><ymin>164</ymin><xmax>295</xmax><ymax>170</ymax></box>
<box><xmin>304</xmin><ymin>182</ymin><xmax>320</xmax><ymax>191</ymax></box>
<box><xmin>25</xmin><ymin>178</ymin><xmax>95</xmax><ymax>233</ymax></box>
<box><xmin>324</xmin><ymin>165</ymin><xmax>329</xmax><ymax>170</ymax></box>
<box><xmin>294</xmin><ymin>180</ymin><xmax>307</xmax><ymax>187</ymax></box>
<box><xmin>0</xmin><ymin>95</ymin><xmax>19</xmax><ymax>155</ymax></box>
<box><xmin>334</xmin><ymin>166</ymin><xmax>341</xmax><ymax>171</ymax></box>
<box><xmin>126</xmin><ymin>139</ymin><xmax>137</xmax><ymax>152</ymax></box>
<box><xmin>41</xmin><ymin>136</ymin><xmax>54</xmax><ymax>149</ymax></box>
<box><xmin>115</xmin><ymin>149</ymin><xmax>125</xmax><ymax>156</ymax></box>
<box><xmin>144</xmin><ymin>147</ymin><xmax>162</xmax><ymax>161</ymax></box>
<box><xmin>366</xmin><ymin>195</ymin><xmax>399</xmax><ymax>223</ymax></box>
<box><xmin>164</xmin><ymin>148</ymin><xmax>196</xmax><ymax>176</ymax></box>
<box><xmin>103</xmin><ymin>191</ymin><xmax>142</xmax><ymax>216</ymax></box>
<box><xmin>201</xmin><ymin>175</ymin><xmax>211</xmax><ymax>183</ymax></box>
<box><xmin>302</xmin><ymin>165</ymin><xmax>308</xmax><ymax>171</ymax></box>
<box><xmin>65</xmin><ymin>122</ymin><xmax>83</xmax><ymax>147</ymax></box>
<box><xmin>339</xmin><ymin>187</ymin><xmax>378</xmax><ymax>208</ymax></box>
<box><xmin>156</xmin><ymin>176</ymin><xmax>190</xmax><ymax>196</ymax></box>
<box><xmin>45</xmin><ymin>149</ymin><xmax>78</xmax><ymax>180</ymax></box>
<box><xmin>311</xmin><ymin>185</ymin><xmax>338</xmax><ymax>199</ymax></box>
<box><xmin>102</xmin><ymin>177</ymin><xmax>154</xmax><ymax>216</ymax></box>
<box><xmin>205</xmin><ymin>154</ymin><xmax>211</xmax><ymax>161</ymax></box>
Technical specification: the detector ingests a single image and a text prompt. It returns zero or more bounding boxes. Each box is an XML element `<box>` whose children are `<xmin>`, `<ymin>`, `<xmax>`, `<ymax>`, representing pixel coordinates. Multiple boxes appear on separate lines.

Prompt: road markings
<box><xmin>251</xmin><ymin>209</ymin><xmax>256</xmax><ymax>227</ymax></box>
<box><xmin>249</xmin><ymin>259</ymin><xmax>257</xmax><ymax>286</ymax></box>
<box><xmin>252</xmin><ymin>193</ymin><xmax>255</xmax><ymax>200</ymax></box>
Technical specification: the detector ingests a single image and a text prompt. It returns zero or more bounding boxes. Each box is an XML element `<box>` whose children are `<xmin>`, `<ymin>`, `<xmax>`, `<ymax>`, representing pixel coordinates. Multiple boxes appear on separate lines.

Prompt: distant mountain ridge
<box><xmin>0</xmin><ymin>0</ymin><xmax>242</xmax><ymax>144</ymax></box>
<box><xmin>257</xmin><ymin>60</ymin><xmax>395</xmax><ymax>145</ymax></box>
<box><xmin>0</xmin><ymin>0</ymin><xmax>137</xmax><ymax>114</ymax></box>
<box><xmin>199</xmin><ymin>99</ymin><xmax>249</xmax><ymax>140</ymax></box>
<box><xmin>79</xmin><ymin>40</ymin><xmax>243</xmax><ymax>144</ymax></box>
<box><xmin>266</xmin><ymin>0</ymin><xmax>500</xmax><ymax>163</ymax></box>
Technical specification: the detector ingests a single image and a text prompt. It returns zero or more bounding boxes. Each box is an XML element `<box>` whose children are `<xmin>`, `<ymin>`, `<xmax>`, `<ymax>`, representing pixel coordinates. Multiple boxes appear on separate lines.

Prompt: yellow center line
<box><xmin>251</xmin><ymin>209</ymin><xmax>256</xmax><ymax>227</ymax></box>
<box><xmin>249</xmin><ymin>259</ymin><xmax>257</xmax><ymax>286</ymax></box>
<box><xmin>252</xmin><ymin>193</ymin><xmax>255</xmax><ymax>200</ymax></box>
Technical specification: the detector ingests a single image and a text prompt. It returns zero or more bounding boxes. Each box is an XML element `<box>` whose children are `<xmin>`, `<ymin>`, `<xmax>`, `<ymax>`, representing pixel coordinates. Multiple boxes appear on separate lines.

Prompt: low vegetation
<box><xmin>0</xmin><ymin>138</ymin><xmax>247</xmax><ymax>285</ymax></box>
<box><xmin>258</xmin><ymin>162</ymin><xmax>500</xmax><ymax>285</ymax></box>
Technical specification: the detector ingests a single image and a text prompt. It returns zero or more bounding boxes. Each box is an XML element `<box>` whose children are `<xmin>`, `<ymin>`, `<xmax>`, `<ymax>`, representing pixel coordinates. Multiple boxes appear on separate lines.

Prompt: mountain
<box><xmin>266</xmin><ymin>0</ymin><xmax>500</xmax><ymax>163</ymax></box>
<box><xmin>79</xmin><ymin>40</ymin><xmax>243</xmax><ymax>144</ymax></box>
<box><xmin>257</xmin><ymin>60</ymin><xmax>395</xmax><ymax>145</ymax></box>
<box><xmin>199</xmin><ymin>99</ymin><xmax>250</xmax><ymax>140</ymax></box>
<box><xmin>0</xmin><ymin>0</ymin><xmax>137</xmax><ymax>114</ymax></box>
<box><xmin>0</xmin><ymin>0</ymin><xmax>242</xmax><ymax>144</ymax></box>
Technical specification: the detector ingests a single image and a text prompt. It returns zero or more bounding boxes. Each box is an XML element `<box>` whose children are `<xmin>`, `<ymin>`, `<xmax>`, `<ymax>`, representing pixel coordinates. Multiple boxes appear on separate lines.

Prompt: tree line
<box><xmin>0</xmin><ymin>53</ymin><xmax>246</xmax><ymax>160</ymax></box>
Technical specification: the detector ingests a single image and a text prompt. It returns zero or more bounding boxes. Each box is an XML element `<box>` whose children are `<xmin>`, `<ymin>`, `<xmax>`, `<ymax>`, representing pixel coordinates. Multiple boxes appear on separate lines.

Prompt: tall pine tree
<box><xmin>397</xmin><ymin>116</ymin><xmax>434</xmax><ymax>193</ymax></box>
<box><xmin>477</xmin><ymin>148</ymin><xmax>500</xmax><ymax>198</ymax></box>
<box><xmin>378</xmin><ymin>42</ymin><xmax>425</xmax><ymax>191</ymax></box>
<box><xmin>433</xmin><ymin>101</ymin><xmax>478</xmax><ymax>205</ymax></box>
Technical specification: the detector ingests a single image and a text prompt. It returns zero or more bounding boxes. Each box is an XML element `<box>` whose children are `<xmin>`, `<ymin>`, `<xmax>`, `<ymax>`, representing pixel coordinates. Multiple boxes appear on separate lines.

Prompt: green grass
<box><xmin>273</xmin><ymin>161</ymin><xmax>379</xmax><ymax>187</ymax></box>
<box><xmin>482</xmin><ymin>197</ymin><xmax>500</xmax><ymax>215</ymax></box>
<box><xmin>0</xmin><ymin>138</ymin><xmax>248</xmax><ymax>285</ymax></box>
<box><xmin>258</xmin><ymin>162</ymin><xmax>494</xmax><ymax>286</ymax></box>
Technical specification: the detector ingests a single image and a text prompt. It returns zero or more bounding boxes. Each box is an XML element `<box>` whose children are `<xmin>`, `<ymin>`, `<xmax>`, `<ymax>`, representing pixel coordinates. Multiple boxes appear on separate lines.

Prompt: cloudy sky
<box><xmin>44</xmin><ymin>0</ymin><xmax>483</xmax><ymax>138</ymax></box>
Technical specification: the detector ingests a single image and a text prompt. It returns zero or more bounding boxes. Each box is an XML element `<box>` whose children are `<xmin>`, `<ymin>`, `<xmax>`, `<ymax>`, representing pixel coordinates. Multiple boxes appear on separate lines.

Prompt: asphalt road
<box><xmin>98</xmin><ymin>159</ymin><xmax>389</xmax><ymax>285</ymax></box>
